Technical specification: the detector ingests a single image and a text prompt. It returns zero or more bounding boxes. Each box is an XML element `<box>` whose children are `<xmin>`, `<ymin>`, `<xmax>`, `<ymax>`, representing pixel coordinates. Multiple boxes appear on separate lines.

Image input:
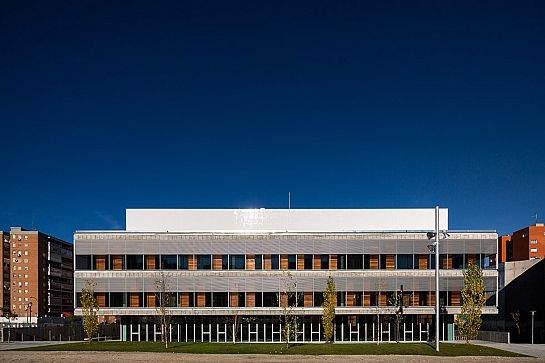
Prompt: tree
<box><xmin>80</xmin><ymin>280</ymin><xmax>100</xmax><ymax>343</ymax></box>
<box><xmin>278</xmin><ymin>271</ymin><xmax>300</xmax><ymax>349</ymax></box>
<box><xmin>371</xmin><ymin>279</ymin><xmax>388</xmax><ymax>344</ymax></box>
<box><xmin>154</xmin><ymin>271</ymin><xmax>173</xmax><ymax>349</ymax></box>
<box><xmin>511</xmin><ymin>310</ymin><xmax>521</xmax><ymax>338</ymax></box>
<box><xmin>321</xmin><ymin>276</ymin><xmax>336</xmax><ymax>343</ymax></box>
<box><xmin>458</xmin><ymin>261</ymin><xmax>486</xmax><ymax>344</ymax></box>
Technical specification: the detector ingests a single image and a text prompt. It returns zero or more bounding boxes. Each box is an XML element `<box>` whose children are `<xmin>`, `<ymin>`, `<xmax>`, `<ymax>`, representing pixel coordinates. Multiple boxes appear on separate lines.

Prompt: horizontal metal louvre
<box><xmin>296</xmin><ymin>240</ymin><xmax>314</xmax><ymax>254</ymax></box>
<box><xmin>396</xmin><ymin>240</ymin><xmax>414</xmax><ymax>254</ymax></box>
<box><xmin>346</xmin><ymin>240</ymin><xmax>363</xmax><ymax>254</ymax></box>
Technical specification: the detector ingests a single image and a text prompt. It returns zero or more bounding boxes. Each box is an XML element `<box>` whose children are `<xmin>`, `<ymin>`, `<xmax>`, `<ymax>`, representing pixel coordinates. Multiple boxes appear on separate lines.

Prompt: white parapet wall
<box><xmin>126</xmin><ymin>208</ymin><xmax>448</xmax><ymax>233</ymax></box>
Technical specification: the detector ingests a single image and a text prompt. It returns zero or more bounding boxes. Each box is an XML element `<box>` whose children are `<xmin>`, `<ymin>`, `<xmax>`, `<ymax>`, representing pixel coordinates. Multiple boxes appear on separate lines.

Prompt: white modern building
<box><xmin>74</xmin><ymin>208</ymin><xmax>498</xmax><ymax>342</ymax></box>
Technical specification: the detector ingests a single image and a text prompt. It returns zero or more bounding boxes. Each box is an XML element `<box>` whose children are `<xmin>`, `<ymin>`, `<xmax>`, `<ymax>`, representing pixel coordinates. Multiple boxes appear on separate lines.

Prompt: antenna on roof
<box><xmin>31</xmin><ymin>216</ymin><xmax>36</xmax><ymax>230</ymax></box>
<box><xmin>534</xmin><ymin>212</ymin><xmax>538</xmax><ymax>224</ymax></box>
<box><xmin>288</xmin><ymin>192</ymin><xmax>291</xmax><ymax>209</ymax></box>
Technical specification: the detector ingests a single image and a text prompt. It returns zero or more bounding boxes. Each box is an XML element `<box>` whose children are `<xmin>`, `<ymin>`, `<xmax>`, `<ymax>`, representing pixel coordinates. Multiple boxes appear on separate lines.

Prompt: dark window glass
<box><xmin>380</xmin><ymin>255</ymin><xmax>387</xmax><ymax>270</ymax></box>
<box><xmin>271</xmin><ymin>255</ymin><xmax>280</xmax><ymax>270</ymax></box>
<box><xmin>213</xmin><ymin>292</ymin><xmax>228</xmax><ymax>307</ymax></box>
<box><xmin>254</xmin><ymin>255</ymin><xmax>262</xmax><ymax>270</ymax></box>
<box><xmin>76</xmin><ymin>292</ymin><xmax>82</xmax><ymax>307</ymax></box>
<box><xmin>337</xmin><ymin>255</ymin><xmax>346</xmax><ymax>269</ymax></box>
<box><xmin>347</xmin><ymin>254</ymin><xmax>363</xmax><ymax>269</ymax></box>
<box><xmin>320</xmin><ymin>255</ymin><xmax>329</xmax><ymax>269</ymax></box>
<box><xmin>364</xmin><ymin>255</ymin><xmax>370</xmax><ymax>269</ymax></box>
<box><xmin>187</xmin><ymin>292</ymin><xmax>195</xmax><ymax>307</ymax></box>
<box><xmin>197</xmin><ymin>255</ymin><xmax>211</xmax><ymax>270</ymax></box>
<box><xmin>237</xmin><ymin>292</ymin><xmax>245</xmax><ymax>307</ymax></box>
<box><xmin>178</xmin><ymin>255</ymin><xmax>188</xmax><ymax>270</ymax></box>
<box><xmin>428</xmin><ymin>254</ymin><xmax>436</xmax><ymax>269</ymax></box>
<box><xmin>161</xmin><ymin>255</ymin><xmax>177</xmax><ymax>270</ymax></box>
<box><xmin>76</xmin><ymin>255</ymin><xmax>91</xmax><ymax>270</ymax></box>
<box><xmin>222</xmin><ymin>255</ymin><xmax>229</xmax><ymax>270</ymax></box>
<box><xmin>126</xmin><ymin>255</ymin><xmax>143</xmax><ymax>270</ymax></box>
<box><xmin>263</xmin><ymin>292</ymin><xmax>278</xmax><ymax>307</ymax></box>
<box><xmin>165</xmin><ymin>294</ymin><xmax>177</xmax><ymax>307</ymax></box>
<box><xmin>110</xmin><ymin>292</ymin><xmax>125</xmax><ymax>307</ymax></box>
<box><xmin>230</xmin><ymin>255</ymin><xmax>245</xmax><ymax>270</ymax></box>
<box><xmin>288</xmin><ymin>255</ymin><xmax>296</xmax><ymax>269</ymax></box>
<box><xmin>396</xmin><ymin>254</ymin><xmax>413</xmax><ymax>269</ymax></box>
<box><xmin>452</xmin><ymin>254</ymin><xmax>464</xmax><ymax>269</ymax></box>
<box><xmin>255</xmin><ymin>292</ymin><xmax>262</xmax><ymax>307</ymax></box>
<box><xmin>337</xmin><ymin>292</ymin><xmax>345</xmax><ymax>307</ymax></box>
<box><xmin>304</xmin><ymin>254</ymin><xmax>313</xmax><ymax>269</ymax></box>
<box><xmin>314</xmin><ymin>292</ymin><xmax>324</xmax><ymax>307</ymax></box>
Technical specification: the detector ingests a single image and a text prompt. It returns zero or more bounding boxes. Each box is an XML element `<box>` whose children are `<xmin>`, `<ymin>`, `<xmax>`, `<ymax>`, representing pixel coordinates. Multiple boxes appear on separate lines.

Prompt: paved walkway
<box><xmin>471</xmin><ymin>340</ymin><xmax>545</xmax><ymax>358</ymax></box>
<box><xmin>0</xmin><ymin>340</ymin><xmax>80</xmax><ymax>351</ymax></box>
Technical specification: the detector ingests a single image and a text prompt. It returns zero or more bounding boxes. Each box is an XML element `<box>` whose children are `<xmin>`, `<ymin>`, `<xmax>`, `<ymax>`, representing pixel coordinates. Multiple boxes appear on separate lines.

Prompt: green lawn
<box><xmin>20</xmin><ymin>341</ymin><xmax>526</xmax><ymax>357</ymax></box>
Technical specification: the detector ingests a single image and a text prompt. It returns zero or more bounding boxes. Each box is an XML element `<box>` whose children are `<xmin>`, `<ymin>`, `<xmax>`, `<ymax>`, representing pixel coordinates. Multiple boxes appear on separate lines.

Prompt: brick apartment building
<box><xmin>1</xmin><ymin>227</ymin><xmax>73</xmax><ymax>320</ymax></box>
<box><xmin>497</xmin><ymin>223</ymin><xmax>545</xmax><ymax>263</ymax></box>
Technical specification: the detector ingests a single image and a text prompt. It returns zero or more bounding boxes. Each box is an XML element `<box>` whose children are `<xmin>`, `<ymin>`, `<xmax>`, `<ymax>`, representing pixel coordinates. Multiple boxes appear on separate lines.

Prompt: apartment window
<box><xmin>531</xmin><ymin>240</ymin><xmax>538</xmax><ymax>244</ymax></box>
<box><xmin>24</xmin><ymin>282</ymin><xmax>28</xmax><ymax>286</ymax></box>
<box><xmin>24</xmin><ymin>251</ymin><xmax>28</xmax><ymax>255</ymax></box>
<box><xmin>212</xmin><ymin>292</ymin><xmax>228</xmax><ymax>307</ymax></box>
<box><xmin>531</xmin><ymin>248</ymin><xmax>538</xmax><ymax>253</ymax></box>
<box><xmin>337</xmin><ymin>255</ymin><xmax>346</xmax><ymax>269</ymax></box>
<box><xmin>23</xmin><ymin>259</ymin><xmax>28</xmax><ymax>263</ymax></box>
<box><xmin>523</xmin><ymin>233</ymin><xmax>528</xmax><ymax>238</ymax></box>
<box><xmin>222</xmin><ymin>255</ymin><xmax>229</xmax><ymax>270</ymax></box>
<box><xmin>197</xmin><ymin>255</ymin><xmax>211</xmax><ymax>270</ymax></box>
<box><xmin>263</xmin><ymin>292</ymin><xmax>278</xmax><ymax>307</ymax></box>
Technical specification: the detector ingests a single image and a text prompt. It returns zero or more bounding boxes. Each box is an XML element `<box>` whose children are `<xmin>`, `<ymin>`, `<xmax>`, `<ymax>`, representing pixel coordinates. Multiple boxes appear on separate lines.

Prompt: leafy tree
<box><xmin>510</xmin><ymin>310</ymin><xmax>521</xmax><ymax>338</ymax></box>
<box><xmin>278</xmin><ymin>271</ymin><xmax>300</xmax><ymax>349</ymax></box>
<box><xmin>80</xmin><ymin>280</ymin><xmax>100</xmax><ymax>343</ymax></box>
<box><xmin>155</xmin><ymin>271</ymin><xmax>173</xmax><ymax>349</ymax></box>
<box><xmin>321</xmin><ymin>276</ymin><xmax>336</xmax><ymax>343</ymax></box>
<box><xmin>458</xmin><ymin>261</ymin><xmax>486</xmax><ymax>343</ymax></box>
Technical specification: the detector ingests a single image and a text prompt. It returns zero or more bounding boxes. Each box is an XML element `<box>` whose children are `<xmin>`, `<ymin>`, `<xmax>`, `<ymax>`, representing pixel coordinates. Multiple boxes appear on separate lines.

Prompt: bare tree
<box><xmin>278</xmin><ymin>271</ymin><xmax>300</xmax><ymax>349</ymax></box>
<box><xmin>154</xmin><ymin>271</ymin><xmax>173</xmax><ymax>348</ymax></box>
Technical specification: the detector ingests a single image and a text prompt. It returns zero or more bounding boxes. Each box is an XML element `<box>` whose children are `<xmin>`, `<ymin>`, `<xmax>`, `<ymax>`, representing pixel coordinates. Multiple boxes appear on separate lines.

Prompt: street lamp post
<box><xmin>434</xmin><ymin>206</ymin><xmax>440</xmax><ymax>352</ymax></box>
<box><xmin>427</xmin><ymin>206</ymin><xmax>440</xmax><ymax>351</ymax></box>
<box><xmin>531</xmin><ymin>311</ymin><xmax>536</xmax><ymax>344</ymax></box>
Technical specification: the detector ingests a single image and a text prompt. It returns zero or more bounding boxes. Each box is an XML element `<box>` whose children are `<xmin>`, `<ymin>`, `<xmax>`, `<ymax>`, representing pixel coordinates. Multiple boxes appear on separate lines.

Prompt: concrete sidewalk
<box><xmin>0</xmin><ymin>340</ymin><xmax>81</xmax><ymax>351</ymax></box>
<box><xmin>471</xmin><ymin>340</ymin><xmax>545</xmax><ymax>358</ymax></box>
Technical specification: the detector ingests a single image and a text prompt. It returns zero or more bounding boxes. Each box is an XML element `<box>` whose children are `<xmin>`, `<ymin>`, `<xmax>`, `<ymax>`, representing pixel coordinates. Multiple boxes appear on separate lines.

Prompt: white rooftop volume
<box><xmin>125</xmin><ymin>208</ymin><xmax>448</xmax><ymax>232</ymax></box>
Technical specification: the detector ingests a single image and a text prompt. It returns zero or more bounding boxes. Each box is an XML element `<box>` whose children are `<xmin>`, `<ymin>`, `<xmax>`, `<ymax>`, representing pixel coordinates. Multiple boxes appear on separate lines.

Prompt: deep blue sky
<box><xmin>1</xmin><ymin>1</ymin><xmax>544</xmax><ymax>242</ymax></box>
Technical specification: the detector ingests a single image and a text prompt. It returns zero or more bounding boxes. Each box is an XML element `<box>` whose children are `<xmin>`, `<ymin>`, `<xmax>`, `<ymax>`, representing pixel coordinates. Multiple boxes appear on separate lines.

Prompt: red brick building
<box><xmin>1</xmin><ymin>227</ymin><xmax>73</xmax><ymax>319</ymax></box>
<box><xmin>497</xmin><ymin>223</ymin><xmax>545</xmax><ymax>263</ymax></box>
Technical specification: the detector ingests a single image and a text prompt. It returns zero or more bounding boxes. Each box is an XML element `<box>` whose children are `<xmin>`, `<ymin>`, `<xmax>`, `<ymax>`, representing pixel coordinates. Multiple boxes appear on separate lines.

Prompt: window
<box><xmin>531</xmin><ymin>240</ymin><xmax>538</xmax><ymax>244</ymax></box>
<box><xmin>347</xmin><ymin>254</ymin><xmax>363</xmax><ymax>269</ymax></box>
<box><xmin>212</xmin><ymin>292</ymin><xmax>228</xmax><ymax>307</ymax></box>
<box><xmin>178</xmin><ymin>255</ymin><xmax>188</xmax><ymax>270</ymax></box>
<box><xmin>222</xmin><ymin>255</ymin><xmax>229</xmax><ymax>270</ymax></box>
<box><xmin>197</xmin><ymin>255</ymin><xmax>211</xmax><ymax>270</ymax></box>
<box><xmin>263</xmin><ymin>292</ymin><xmax>278</xmax><ymax>307</ymax></box>
<box><xmin>76</xmin><ymin>255</ymin><xmax>92</xmax><ymax>270</ymax></box>
<box><xmin>254</xmin><ymin>254</ymin><xmax>262</xmax><ymax>270</ymax></box>
<box><xmin>270</xmin><ymin>255</ymin><xmax>280</xmax><ymax>270</ymax></box>
<box><xmin>321</xmin><ymin>254</ymin><xmax>329</xmax><ymax>269</ymax></box>
<box><xmin>396</xmin><ymin>254</ymin><xmax>414</xmax><ymax>269</ymax></box>
<box><xmin>230</xmin><ymin>255</ymin><xmax>245</xmax><ymax>270</ymax></box>
<box><xmin>304</xmin><ymin>254</ymin><xmax>313</xmax><ymax>269</ymax></box>
<box><xmin>288</xmin><ymin>255</ymin><xmax>296</xmax><ymax>269</ymax></box>
<box><xmin>126</xmin><ymin>255</ymin><xmax>144</xmax><ymax>270</ymax></box>
<box><xmin>160</xmin><ymin>255</ymin><xmax>177</xmax><ymax>270</ymax></box>
<box><xmin>531</xmin><ymin>248</ymin><xmax>538</xmax><ymax>253</ymax></box>
<box><xmin>24</xmin><ymin>251</ymin><xmax>28</xmax><ymax>255</ymax></box>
